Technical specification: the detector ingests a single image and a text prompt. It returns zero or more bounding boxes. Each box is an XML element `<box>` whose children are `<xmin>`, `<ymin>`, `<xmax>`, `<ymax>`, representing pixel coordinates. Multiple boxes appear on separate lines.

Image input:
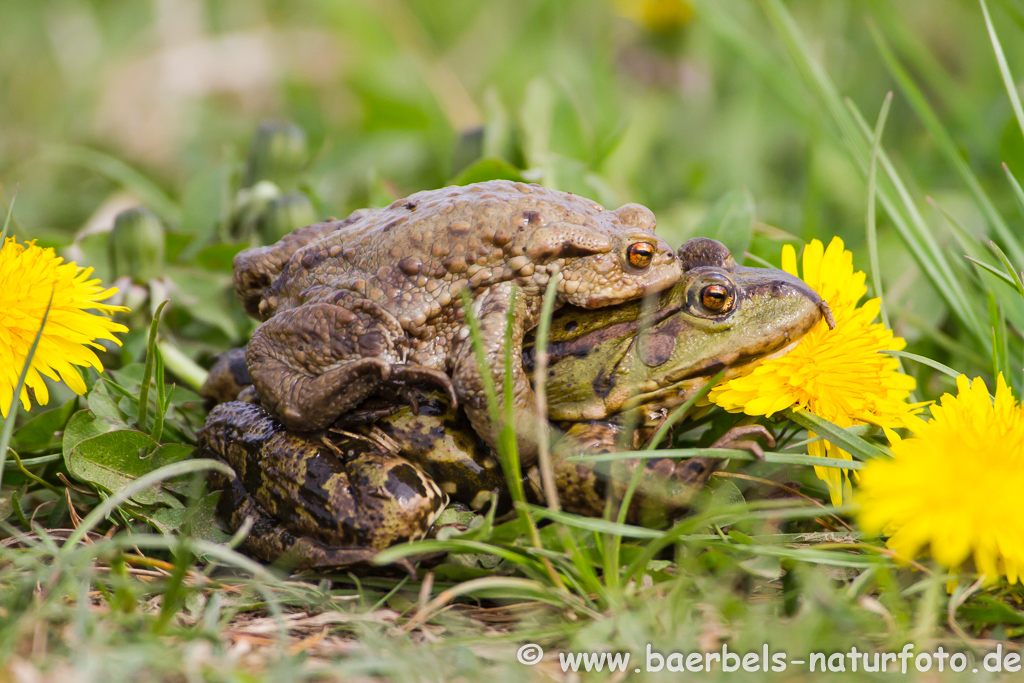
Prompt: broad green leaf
<box><xmin>65</xmin><ymin>429</ymin><xmax>188</xmax><ymax>507</ymax></box>
<box><xmin>87</xmin><ymin>382</ymin><xmax>130</xmax><ymax>424</ymax></box>
<box><xmin>147</xmin><ymin>492</ymin><xmax>229</xmax><ymax>544</ymax></box>
<box><xmin>62</xmin><ymin>409</ymin><xmax>127</xmax><ymax>456</ymax></box>
<box><xmin>62</xmin><ymin>459</ymin><xmax>233</xmax><ymax>550</ymax></box>
<box><xmin>195</xmin><ymin>243</ymin><xmax>248</xmax><ymax>273</ymax></box>
<box><xmin>12</xmin><ymin>398</ymin><xmax>77</xmax><ymax>453</ymax></box>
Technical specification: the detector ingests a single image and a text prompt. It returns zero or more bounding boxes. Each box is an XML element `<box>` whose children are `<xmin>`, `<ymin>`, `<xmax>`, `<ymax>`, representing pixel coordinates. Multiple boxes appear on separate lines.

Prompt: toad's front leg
<box><xmin>246</xmin><ymin>298</ymin><xmax>455</xmax><ymax>431</ymax></box>
<box><xmin>451</xmin><ymin>282</ymin><xmax>546</xmax><ymax>467</ymax></box>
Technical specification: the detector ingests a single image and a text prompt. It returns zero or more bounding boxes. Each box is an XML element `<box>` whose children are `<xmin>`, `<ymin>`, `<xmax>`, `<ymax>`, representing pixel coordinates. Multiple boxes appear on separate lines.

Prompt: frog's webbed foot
<box><xmin>667</xmin><ymin>424</ymin><xmax>776</xmax><ymax>490</ymax></box>
<box><xmin>710</xmin><ymin>424</ymin><xmax>775</xmax><ymax>460</ymax></box>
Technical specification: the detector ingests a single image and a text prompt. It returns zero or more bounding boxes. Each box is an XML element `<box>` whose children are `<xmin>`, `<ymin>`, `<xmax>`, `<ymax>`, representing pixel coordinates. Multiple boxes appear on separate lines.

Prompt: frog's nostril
<box><xmin>819</xmin><ymin>300</ymin><xmax>836</xmax><ymax>330</ymax></box>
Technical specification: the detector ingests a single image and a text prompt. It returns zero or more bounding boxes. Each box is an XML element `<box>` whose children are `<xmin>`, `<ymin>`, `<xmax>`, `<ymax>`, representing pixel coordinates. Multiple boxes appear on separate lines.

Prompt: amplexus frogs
<box><xmin>233</xmin><ymin>180</ymin><xmax>681</xmax><ymax>463</ymax></box>
<box><xmin>199</xmin><ymin>237</ymin><xmax>827</xmax><ymax>570</ymax></box>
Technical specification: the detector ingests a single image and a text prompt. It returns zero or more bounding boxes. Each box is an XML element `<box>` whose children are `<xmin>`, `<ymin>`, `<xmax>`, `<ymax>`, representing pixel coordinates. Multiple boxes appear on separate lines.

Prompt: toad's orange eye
<box><xmin>700</xmin><ymin>284</ymin><xmax>732</xmax><ymax>312</ymax></box>
<box><xmin>627</xmin><ymin>242</ymin><xmax>655</xmax><ymax>268</ymax></box>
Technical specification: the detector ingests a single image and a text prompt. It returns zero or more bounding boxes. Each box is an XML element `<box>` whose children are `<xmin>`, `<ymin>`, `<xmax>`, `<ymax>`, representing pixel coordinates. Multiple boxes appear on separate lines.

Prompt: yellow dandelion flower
<box><xmin>856</xmin><ymin>374</ymin><xmax>1024</xmax><ymax>584</ymax></box>
<box><xmin>0</xmin><ymin>237</ymin><xmax>128</xmax><ymax>417</ymax></box>
<box><xmin>614</xmin><ymin>0</ymin><xmax>693</xmax><ymax>32</ymax></box>
<box><xmin>708</xmin><ymin>237</ymin><xmax>917</xmax><ymax>505</ymax></box>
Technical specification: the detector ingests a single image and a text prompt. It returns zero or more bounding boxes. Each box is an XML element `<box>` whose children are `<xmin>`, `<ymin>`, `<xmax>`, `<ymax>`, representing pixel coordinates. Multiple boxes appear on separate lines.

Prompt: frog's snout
<box><xmin>756</xmin><ymin>269</ymin><xmax>829</xmax><ymax>336</ymax></box>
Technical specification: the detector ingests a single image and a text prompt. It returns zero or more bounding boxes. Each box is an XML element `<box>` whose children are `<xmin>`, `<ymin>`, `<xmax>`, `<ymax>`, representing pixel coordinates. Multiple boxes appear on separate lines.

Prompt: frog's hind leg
<box><xmin>247</xmin><ymin>300</ymin><xmax>454</xmax><ymax>431</ymax></box>
<box><xmin>536</xmin><ymin>422</ymin><xmax>709</xmax><ymax>527</ymax></box>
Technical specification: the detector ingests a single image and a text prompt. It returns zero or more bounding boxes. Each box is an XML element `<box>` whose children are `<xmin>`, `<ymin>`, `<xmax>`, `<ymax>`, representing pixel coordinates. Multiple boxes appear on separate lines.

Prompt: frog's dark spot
<box><xmin>592</xmin><ymin>366</ymin><xmax>614</xmax><ymax>398</ymax></box>
<box><xmin>405</xmin><ymin>202</ymin><xmax>417</xmax><ymax>211</ymax></box>
<box><xmin>524</xmin><ymin>210</ymin><xmax>543</xmax><ymax>225</ymax></box>
<box><xmin>386</xmin><ymin>464</ymin><xmax>428</xmax><ymax>502</ymax></box>
<box><xmin>637</xmin><ymin>332</ymin><xmax>676</xmax><ymax>367</ymax></box>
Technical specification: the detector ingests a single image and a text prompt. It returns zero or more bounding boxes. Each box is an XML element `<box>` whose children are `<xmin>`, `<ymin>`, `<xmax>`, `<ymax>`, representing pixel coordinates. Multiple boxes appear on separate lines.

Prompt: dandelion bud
<box><xmin>230</xmin><ymin>180</ymin><xmax>280</xmax><ymax>241</ymax></box>
<box><xmin>259</xmin><ymin>192</ymin><xmax>318</xmax><ymax>244</ymax></box>
<box><xmin>108</xmin><ymin>206</ymin><xmax>165</xmax><ymax>283</ymax></box>
<box><xmin>243</xmin><ymin>119</ymin><xmax>309</xmax><ymax>189</ymax></box>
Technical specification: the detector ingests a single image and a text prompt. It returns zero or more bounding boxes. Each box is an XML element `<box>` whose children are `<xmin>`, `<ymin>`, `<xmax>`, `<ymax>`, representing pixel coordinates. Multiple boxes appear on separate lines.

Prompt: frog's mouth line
<box><xmin>618</xmin><ymin>332</ymin><xmax>808</xmax><ymax>415</ymax></box>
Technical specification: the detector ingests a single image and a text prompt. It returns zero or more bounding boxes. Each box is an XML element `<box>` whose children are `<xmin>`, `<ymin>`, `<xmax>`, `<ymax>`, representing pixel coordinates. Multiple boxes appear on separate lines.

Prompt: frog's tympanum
<box><xmin>233</xmin><ymin>180</ymin><xmax>680</xmax><ymax>463</ymax></box>
<box><xmin>199</xmin><ymin>237</ymin><xmax>827</xmax><ymax>570</ymax></box>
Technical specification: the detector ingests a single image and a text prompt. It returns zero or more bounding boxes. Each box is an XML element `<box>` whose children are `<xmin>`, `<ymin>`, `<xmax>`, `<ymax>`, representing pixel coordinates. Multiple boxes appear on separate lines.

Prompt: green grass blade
<box><xmin>0</xmin><ymin>289</ymin><xmax>53</xmax><ymax>485</ymax></box>
<box><xmin>965</xmin><ymin>256</ymin><xmax>1024</xmax><ymax>294</ymax></box>
<box><xmin>532</xmin><ymin>268</ymin><xmax>562</xmax><ymax>511</ymax></box>
<box><xmin>785</xmin><ymin>408</ymin><xmax>886</xmax><ymax>460</ymax></box>
<box><xmin>528</xmin><ymin>505</ymin><xmax>662</xmax><ymax>539</ymax></box>
<box><xmin>980</xmin><ymin>0</ymin><xmax>1024</xmax><ymax>143</ymax></box>
<box><xmin>137</xmin><ymin>300</ymin><xmax>169</xmax><ymax>433</ymax></box>
<box><xmin>988</xmin><ymin>240</ymin><xmax>1024</xmax><ymax>300</ymax></box>
<box><xmin>871</xmin><ymin>24</ymin><xmax>1024</xmax><ymax>266</ymax></box>
<box><xmin>572</xmin><ymin>448</ymin><xmax>866</xmax><ymax>470</ymax></box>
<box><xmin>0</xmin><ymin>189</ymin><xmax>16</xmax><ymax>243</ymax></box>
<box><xmin>499</xmin><ymin>286</ymin><xmax>524</xmax><ymax>501</ymax></box>
<box><xmin>644</xmin><ymin>370</ymin><xmax>726</xmax><ymax>452</ymax></box>
<box><xmin>989</xmin><ymin>290</ymin><xmax>1011</xmax><ymax>383</ymax></box>
<box><xmin>866</xmin><ymin>92</ymin><xmax>893</xmax><ymax>326</ymax></box>
<box><xmin>882</xmin><ymin>350</ymin><xmax>962</xmax><ymax>381</ymax></box>
<box><xmin>151</xmin><ymin>345</ymin><xmax>166</xmax><ymax>441</ymax></box>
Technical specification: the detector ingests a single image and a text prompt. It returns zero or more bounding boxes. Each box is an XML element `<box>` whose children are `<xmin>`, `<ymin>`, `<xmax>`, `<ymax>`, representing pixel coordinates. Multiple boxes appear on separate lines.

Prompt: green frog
<box><xmin>198</xmin><ymin>238</ymin><xmax>828</xmax><ymax>569</ymax></box>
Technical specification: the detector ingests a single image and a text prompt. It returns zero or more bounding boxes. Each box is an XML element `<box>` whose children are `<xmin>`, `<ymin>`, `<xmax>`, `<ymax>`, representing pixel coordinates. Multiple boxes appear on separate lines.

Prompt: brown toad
<box><xmin>233</xmin><ymin>180</ymin><xmax>680</xmax><ymax>462</ymax></box>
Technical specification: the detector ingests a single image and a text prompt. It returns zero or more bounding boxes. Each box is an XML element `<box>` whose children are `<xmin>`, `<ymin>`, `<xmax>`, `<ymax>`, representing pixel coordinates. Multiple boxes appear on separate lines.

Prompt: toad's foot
<box><xmin>247</xmin><ymin>301</ymin><xmax>452</xmax><ymax>431</ymax></box>
<box><xmin>452</xmin><ymin>282</ymin><xmax>547</xmax><ymax>467</ymax></box>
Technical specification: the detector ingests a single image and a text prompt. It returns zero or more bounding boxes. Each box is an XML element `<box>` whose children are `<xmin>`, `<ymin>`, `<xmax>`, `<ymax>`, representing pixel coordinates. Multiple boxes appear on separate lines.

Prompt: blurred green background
<box><xmin>3</xmin><ymin>0</ymin><xmax>1024</xmax><ymax>391</ymax></box>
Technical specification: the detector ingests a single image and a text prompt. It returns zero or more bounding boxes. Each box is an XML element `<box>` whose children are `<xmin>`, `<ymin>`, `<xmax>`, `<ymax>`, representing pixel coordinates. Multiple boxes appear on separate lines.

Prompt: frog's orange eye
<box><xmin>627</xmin><ymin>242</ymin><xmax>655</xmax><ymax>269</ymax></box>
<box><xmin>700</xmin><ymin>284</ymin><xmax>732</xmax><ymax>312</ymax></box>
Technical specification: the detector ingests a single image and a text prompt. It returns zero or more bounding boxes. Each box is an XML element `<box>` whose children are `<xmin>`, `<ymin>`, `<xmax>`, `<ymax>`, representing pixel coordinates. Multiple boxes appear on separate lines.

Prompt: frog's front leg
<box><xmin>451</xmin><ymin>282</ymin><xmax>545</xmax><ymax>466</ymax></box>
<box><xmin>247</xmin><ymin>298</ymin><xmax>454</xmax><ymax>431</ymax></box>
<box><xmin>534</xmin><ymin>422</ymin><xmax>712</xmax><ymax>527</ymax></box>
<box><xmin>198</xmin><ymin>402</ymin><xmax>448</xmax><ymax>570</ymax></box>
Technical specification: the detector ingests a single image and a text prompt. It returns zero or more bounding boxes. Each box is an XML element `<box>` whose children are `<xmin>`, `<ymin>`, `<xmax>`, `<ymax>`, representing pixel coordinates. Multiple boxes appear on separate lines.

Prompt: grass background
<box><xmin>1</xmin><ymin>0</ymin><xmax>1024</xmax><ymax>680</ymax></box>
